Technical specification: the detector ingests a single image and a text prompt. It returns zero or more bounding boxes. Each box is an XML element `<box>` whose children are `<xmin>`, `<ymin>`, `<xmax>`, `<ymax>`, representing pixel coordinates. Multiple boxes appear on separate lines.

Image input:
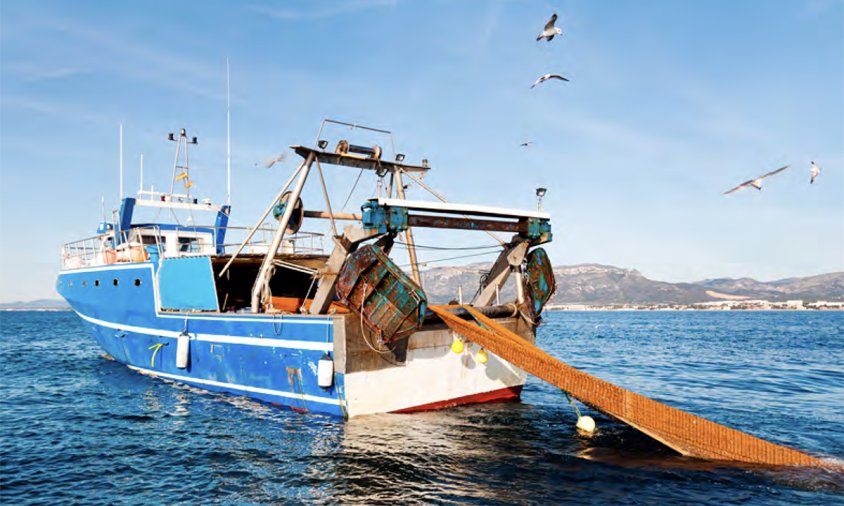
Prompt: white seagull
<box><xmin>810</xmin><ymin>161</ymin><xmax>820</xmax><ymax>184</ymax></box>
<box><xmin>258</xmin><ymin>152</ymin><xmax>287</xmax><ymax>169</ymax></box>
<box><xmin>723</xmin><ymin>165</ymin><xmax>790</xmax><ymax>195</ymax></box>
<box><xmin>537</xmin><ymin>13</ymin><xmax>563</xmax><ymax>41</ymax></box>
<box><xmin>531</xmin><ymin>73</ymin><xmax>569</xmax><ymax>89</ymax></box>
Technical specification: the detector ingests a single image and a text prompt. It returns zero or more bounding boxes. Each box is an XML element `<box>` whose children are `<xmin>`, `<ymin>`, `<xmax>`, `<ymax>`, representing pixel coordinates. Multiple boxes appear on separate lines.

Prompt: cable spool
<box><xmin>272</xmin><ymin>191</ymin><xmax>304</xmax><ymax>234</ymax></box>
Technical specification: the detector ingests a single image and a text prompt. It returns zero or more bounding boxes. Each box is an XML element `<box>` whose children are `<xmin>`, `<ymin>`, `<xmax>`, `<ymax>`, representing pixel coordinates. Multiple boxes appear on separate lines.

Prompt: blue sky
<box><xmin>1</xmin><ymin>0</ymin><xmax>842</xmax><ymax>302</ymax></box>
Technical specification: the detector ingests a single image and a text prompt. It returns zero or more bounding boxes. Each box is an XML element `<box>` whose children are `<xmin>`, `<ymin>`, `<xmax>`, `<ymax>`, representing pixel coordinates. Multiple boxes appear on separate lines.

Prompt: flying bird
<box><xmin>530</xmin><ymin>74</ymin><xmax>569</xmax><ymax>89</ymax></box>
<box><xmin>258</xmin><ymin>152</ymin><xmax>287</xmax><ymax>169</ymax></box>
<box><xmin>810</xmin><ymin>161</ymin><xmax>820</xmax><ymax>184</ymax></box>
<box><xmin>520</xmin><ymin>141</ymin><xmax>534</xmax><ymax>147</ymax></box>
<box><xmin>723</xmin><ymin>165</ymin><xmax>790</xmax><ymax>195</ymax></box>
<box><xmin>537</xmin><ymin>13</ymin><xmax>563</xmax><ymax>41</ymax></box>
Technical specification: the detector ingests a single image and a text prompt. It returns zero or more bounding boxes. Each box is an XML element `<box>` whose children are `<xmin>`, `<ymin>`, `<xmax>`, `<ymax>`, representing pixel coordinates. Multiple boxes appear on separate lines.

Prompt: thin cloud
<box><xmin>250</xmin><ymin>0</ymin><xmax>398</xmax><ymax>20</ymax></box>
<box><xmin>5</xmin><ymin>13</ymin><xmax>226</xmax><ymax>101</ymax></box>
<box><xmin>1</xmin><ymin>95</ymin><xmax>112</xmax><ymax>126</ymax></box>
<box><xmin>2</xmin><ymin>63</ymin><xmax>84</xmax><ymax>82</ymax></box>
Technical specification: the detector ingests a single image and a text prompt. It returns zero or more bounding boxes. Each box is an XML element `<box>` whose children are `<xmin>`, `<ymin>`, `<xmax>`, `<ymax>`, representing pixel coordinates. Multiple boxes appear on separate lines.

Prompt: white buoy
<box><xmin>576</xmin><ymin>415</ymin><xmax>596</xmax><ymax>435</ymax></box>
<box><xmin>318</xmin><ymin>353</ymin><xmax>334</xmax><ymax>388</ymax></box>
<box><xmin>176</xmin><ymin>332</ymin><xmax>190</xmax><ymax>369</ymax></box>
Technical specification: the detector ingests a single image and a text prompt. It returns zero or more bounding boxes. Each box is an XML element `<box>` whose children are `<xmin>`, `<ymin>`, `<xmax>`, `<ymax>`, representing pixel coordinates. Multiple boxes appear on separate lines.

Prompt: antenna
<box><xmin>119</xmin><ymin>123</ymin><xmax>124</xmax><ymax>200</ymax></box>
<box><xmin>226</xmin><ymin>57</ymin><xmax>232</xmax><ymax>206</ymax></box>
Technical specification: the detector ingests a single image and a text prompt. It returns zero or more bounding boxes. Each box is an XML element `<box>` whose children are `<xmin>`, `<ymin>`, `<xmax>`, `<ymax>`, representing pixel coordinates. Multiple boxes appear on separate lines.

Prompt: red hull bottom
<box><xmin>391</xmin><ymin>385</ymin><xmax>523</xmax><ymax>414</ymax></box>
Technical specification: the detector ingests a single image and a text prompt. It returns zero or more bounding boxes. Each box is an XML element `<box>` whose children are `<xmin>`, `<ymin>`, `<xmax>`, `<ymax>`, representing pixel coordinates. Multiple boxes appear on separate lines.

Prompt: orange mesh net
<box><xmin>430</xmin><ymin>305</ymin><xmax>824</xmax><ymax>467</ymax></box>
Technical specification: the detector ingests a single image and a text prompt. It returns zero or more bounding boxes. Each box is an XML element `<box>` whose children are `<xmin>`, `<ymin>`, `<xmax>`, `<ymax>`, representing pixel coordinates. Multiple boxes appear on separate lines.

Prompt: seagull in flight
<box><xmin>520</xmin><ymin>141</ymin><xmax>534</xmax><ymax>147</ymax></box>
<box><xmin>258</xmin><ymin>152</ymin><xmax>287</xmax><ymax>169</ymax></box>
<box><xmin>537</xmin><ymin>13</ymin><xmax>563</xmax><ymax>41</ymax></box>
<box><xmin>810</xmin><ymin>161</ymin><xmax>820</xmax><ymax>184</ymax></box>
<box><xmin>723</xmin><ymin>165</ymin><xmax>790</xmax><ymax>195</ymax></box>
<box><xmin>531</xmin><ymin>74</ymin><xmax>569</xmax><ymax>89</ymax></box>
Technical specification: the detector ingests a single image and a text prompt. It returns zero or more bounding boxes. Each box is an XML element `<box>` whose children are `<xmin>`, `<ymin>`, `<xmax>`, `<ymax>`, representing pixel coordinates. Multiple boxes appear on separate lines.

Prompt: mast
<box><xmin>226</xmin><ymin>57</ymin><xmax>232</xmax><ymax>206</ymax></box>
<box><xmin>119</xmin><ymin>123</ymin><xmax>124</xmax><ymax>200</ymax></box>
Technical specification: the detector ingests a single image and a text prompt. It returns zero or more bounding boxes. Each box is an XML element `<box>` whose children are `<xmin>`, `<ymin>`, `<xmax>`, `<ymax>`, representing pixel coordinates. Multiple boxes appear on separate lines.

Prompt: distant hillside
<box><xmin>0</xmin><ymin>299</ymin><xmax>70</xmax><ymax>310</ymax></box>
<box><xmin>695</xmin><ymin>272</ymin><xmax>844</xmax><ymax>301</ymax></box>
<box><xmin>6</xmin><ymin>268</ymin><xmax>842</xmax><ymax>308</ymax></box>
<box><xmin>420</xmin><ymin>263</ymin><xmax>844</xmax><ymax>305</ymax></box>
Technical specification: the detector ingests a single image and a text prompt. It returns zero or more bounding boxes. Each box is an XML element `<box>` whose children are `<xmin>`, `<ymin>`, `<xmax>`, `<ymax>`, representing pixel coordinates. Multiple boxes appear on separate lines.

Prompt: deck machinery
<box><xmin>57</xmin><ymin>120</ymin><xmax>556</xmax><ymax>417</ymax></box>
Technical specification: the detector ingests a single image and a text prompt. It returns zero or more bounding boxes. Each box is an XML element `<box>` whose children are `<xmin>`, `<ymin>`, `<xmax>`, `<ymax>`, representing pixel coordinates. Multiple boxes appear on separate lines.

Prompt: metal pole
<box><xmin>226</xmin><ymin>57</ymin><xmax>231</xmax><ymax>206</ymax></box>
<box><xmin>250</xmin><ymin>152</ymin><xmax>315</xmax><ymax>312</ymax></box>
<box><xmin>139</xmin><ymin>153</ymin><xmax>144</xmax><ymax>194</ymax></box>
<box><xmin>401</xmin><ymin>170</ymin><xmax>505</xmax><ymax>246</ymax></box>
<box><xmin>170</xmin><ymin>133</ymin><xmax>182</xmax><ymax>195</ymax></box>
<box><xmin>119</xmin><ymin>124</ymin><xmax>123</xmax><ymax>200</ymax></box>
<box><xmin>185</xmin><ymin>133</ymin><xmax>190</xmax><ymax>200</ymax></box>
<box><xmin>314</xmin><ymin>159</ymin><xmax>337</xmax><ymax>237</ymax></box>
<box><xmin>218</xmin><ymin>161</ymin><xmax>305</xmax><ymax>278</ymax></box>
<box><xmin>393</xmin><ymin>169</ymin><xmax>422</xmax><ymax>287</ymax></box>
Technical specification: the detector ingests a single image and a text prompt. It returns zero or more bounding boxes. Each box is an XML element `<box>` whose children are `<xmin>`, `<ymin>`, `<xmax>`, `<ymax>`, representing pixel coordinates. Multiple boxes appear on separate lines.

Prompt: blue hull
<box><xmin>57</xmin><ymin>263</ymin><xmax>346</xmax><ymax>417</ymax></box>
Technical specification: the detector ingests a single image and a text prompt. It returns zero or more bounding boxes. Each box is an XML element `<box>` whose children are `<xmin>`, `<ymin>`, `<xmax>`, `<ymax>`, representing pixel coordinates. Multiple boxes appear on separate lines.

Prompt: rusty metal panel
<box><xmin>524</xmin><ymin>248</ymin><xmax>556</xmax><ymax>317</ymax></box>
<box><xmin>336</xmin><ymin>244</ymin><xmax>427</xmax><ymax>343</ymax></box>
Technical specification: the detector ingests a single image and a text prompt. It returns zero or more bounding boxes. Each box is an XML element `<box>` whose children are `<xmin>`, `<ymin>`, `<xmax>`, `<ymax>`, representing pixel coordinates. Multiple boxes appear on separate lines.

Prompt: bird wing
<box><xmin>545</xmin><ymin>13</ymin><xmax>557</xmax><ymax>31</ymax></box>
<box><xmin>757</xmin><ymin>164</ymin><xmax>789</xmax><ymax>180</ymax></box>
<box><xmin>723</xmin><ymin>180</ymin><xmax>754</xmax><ymax>195</ymax></box>
<box><xmin>549</xmin><ymin>74</ymin><xmax>569</xmax><ymax>82</ymax></box>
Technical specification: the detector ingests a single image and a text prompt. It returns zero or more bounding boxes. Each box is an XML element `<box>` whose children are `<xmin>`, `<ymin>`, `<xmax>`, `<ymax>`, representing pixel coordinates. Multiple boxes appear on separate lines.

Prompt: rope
<box><xmin>429</xmin><ymin>304</ymin><xmax>825</xmax><ymax>467</ymax></box>
<box><xmin>340</xmin><ymin>168</ymin><xmax>365</xmax><ymax>212</ymax></box>
<box><xmin>393</xmin><ymin>240</ymin><xmax>502</xmax><ymax>252</ymax></box>
<box><xmin>397</xmin><ymin>250</ymin><xmax>499</xmax><ymax>268</ymax></box>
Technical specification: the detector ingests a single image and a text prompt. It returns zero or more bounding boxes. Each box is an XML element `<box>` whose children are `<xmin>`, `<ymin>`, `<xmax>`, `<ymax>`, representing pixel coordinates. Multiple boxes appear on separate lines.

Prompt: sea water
<box><xmin>1</xmin><ymin>311</ymin><xmax>842</xmax><ymax>504</ymax></box>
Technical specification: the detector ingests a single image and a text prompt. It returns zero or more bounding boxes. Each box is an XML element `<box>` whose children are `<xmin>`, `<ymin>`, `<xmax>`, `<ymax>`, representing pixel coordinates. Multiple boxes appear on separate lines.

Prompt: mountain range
<box><xmin>3</xmin><ymin>265</ymin><xmax>842</xmax><ymax>308</ymax></box>
<box><xmin>421</xmin><ymin>263</ymin><xmax>844</xmax><ymax>305</ymax></box>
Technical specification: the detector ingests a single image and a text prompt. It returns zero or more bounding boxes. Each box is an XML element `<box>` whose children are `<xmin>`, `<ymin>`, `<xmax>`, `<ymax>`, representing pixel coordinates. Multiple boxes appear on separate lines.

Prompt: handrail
<box><xmin>60</xmin><ymin>223</ymin><xmax>325</xmax><ymax>270</ymax></box>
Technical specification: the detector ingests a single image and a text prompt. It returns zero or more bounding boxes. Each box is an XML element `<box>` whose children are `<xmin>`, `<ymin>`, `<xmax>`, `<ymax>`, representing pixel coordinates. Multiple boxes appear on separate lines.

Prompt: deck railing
<box><xmin>60</xmin><ymin>224</ymin><xmax>325</xmax><ymax>270</ymax></box>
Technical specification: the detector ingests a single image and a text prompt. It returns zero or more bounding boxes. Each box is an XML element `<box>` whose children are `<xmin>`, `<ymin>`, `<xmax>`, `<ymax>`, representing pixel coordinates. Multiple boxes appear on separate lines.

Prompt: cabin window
<box><xmin>94</xmin><ymin>280</ymin><xmax>100</xmax><ymax>287</ymax></box>
<box><xmin>141</xmin><ymin>235</ymin><xmax>160</xmax><ymax>246</ymax></box>
<box><xmin>113</xmin><ymin>278</ymin><xmax>119</xmax><ymax>286</ymax></box>
<box><xmin>134</xmin><ymin>278</ymin><xmax>141</xmax><ymax>287</ymax></box>
<box><xmin>82</xmin><ymin>281</ymin><xmax>88</xmax><ymax>288</ymax></box>
<box><xmin>178</xmin><ymin>237</ymin><xmax>202</xmax><ymax>253</ymax></box>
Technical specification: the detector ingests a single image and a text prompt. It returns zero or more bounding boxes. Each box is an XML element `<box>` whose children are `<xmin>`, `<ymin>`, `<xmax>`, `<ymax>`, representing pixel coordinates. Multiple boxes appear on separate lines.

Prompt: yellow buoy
<box><xmin>475</xmin><ymin>348</ymin><xmax>488</xmax><ymax>364</ymax></box>
<box><xmin>451</xmin><ymin>339</ymin><xmax>464</xmax><ymax>354</ymax></box>
<box><xmin>576</xmin><ymin>415</ymin><xmax>596</xmax><ymax>435</ymax></box>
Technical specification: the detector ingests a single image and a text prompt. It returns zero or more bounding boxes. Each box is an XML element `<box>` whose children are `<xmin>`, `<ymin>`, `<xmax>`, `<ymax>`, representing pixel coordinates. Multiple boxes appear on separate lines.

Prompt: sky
<box><xmin>0</xmin><ymin>0</ymin><xmax>842</xmax><ymax>303</ymax></box>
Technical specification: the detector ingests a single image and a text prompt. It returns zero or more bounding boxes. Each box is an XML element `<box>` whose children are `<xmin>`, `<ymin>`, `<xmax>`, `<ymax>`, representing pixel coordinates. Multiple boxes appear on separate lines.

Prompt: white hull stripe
<box><xmin>127</xmin><ymin>365</ymin><xmax>340</xmax><ymax>406</ymax></box>
<box><xmin>78</xmin><ymin>312</ymin><xmax>333</xmax><ymax>351</ymax></box>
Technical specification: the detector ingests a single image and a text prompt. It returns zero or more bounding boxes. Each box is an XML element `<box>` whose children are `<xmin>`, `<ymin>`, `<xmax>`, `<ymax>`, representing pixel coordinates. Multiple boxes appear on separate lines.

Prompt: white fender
<box><xmin>176</xmin><ymin>333</ymin><xmax>190</xmax><ymax>369</ymax></box>
<box><xmin>317</xmin><ymin>353</ymin><xmax>334</xmax><ymax>388</ymax></box>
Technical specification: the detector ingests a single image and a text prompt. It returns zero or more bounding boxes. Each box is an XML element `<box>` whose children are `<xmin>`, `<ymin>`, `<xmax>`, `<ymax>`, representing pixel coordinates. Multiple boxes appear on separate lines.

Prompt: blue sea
<box><xmin>1</xmin><ymin>310</ymin><xmax>842</xmax><ymax>504</ymax></box>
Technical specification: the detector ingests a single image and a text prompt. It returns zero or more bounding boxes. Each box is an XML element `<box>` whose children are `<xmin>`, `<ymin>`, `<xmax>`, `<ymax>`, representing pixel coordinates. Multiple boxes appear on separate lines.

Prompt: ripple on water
<box><xmin>1</xmin><ymin>310</ymin><xmax>842</xmax><ymax>504</ymax></box>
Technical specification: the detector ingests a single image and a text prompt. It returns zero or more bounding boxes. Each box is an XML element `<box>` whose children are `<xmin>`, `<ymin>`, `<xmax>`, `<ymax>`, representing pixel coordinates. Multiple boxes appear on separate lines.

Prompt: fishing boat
<box><xmin>57</xmin><ymin>120</ymin><xmax>556</xmax><ymax>418</ymax></box>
